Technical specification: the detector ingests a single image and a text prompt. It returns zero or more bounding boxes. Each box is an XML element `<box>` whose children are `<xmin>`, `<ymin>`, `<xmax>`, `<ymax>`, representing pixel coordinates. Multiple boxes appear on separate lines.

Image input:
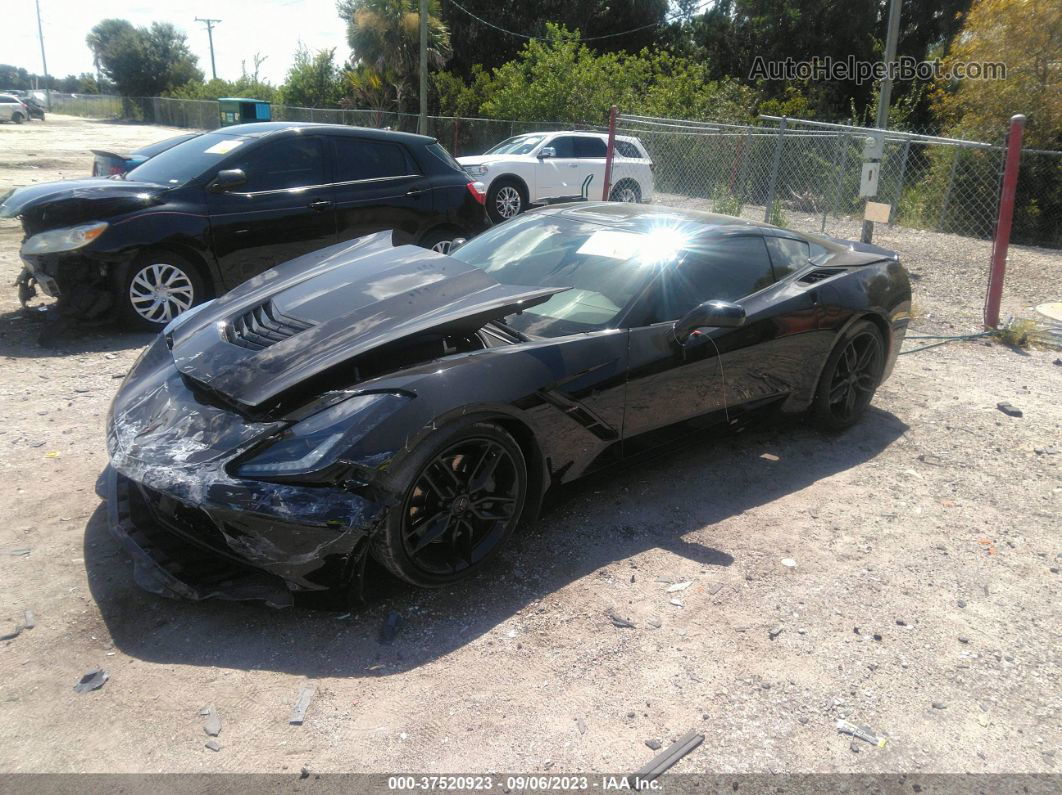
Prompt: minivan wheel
<box><xmin>119</xmin><ymin>252</ymin><xmax>206</xmax><ymax>331</ymax></box>
<box><xmin>12</xmin><ymin>112</ymin><xmax>25</xmax><ymax>125</ymax></box>
<box><xmin>487</xmin><ymin>179</ymin><xmax>525</xmax><ymax>222</ymax></box>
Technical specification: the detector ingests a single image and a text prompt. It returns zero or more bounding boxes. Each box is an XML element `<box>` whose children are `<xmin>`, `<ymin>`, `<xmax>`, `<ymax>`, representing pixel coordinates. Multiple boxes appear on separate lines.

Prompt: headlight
<box><xmin>467</xmin><ymin>164</ymin><xmax>488</xmax><ymax>176</ymax></box>
<box><xmin>22</xmin><ymin>222</ymin><xmax>109</xmax><ymax>255</ymax></box>
<box><xmin>233</xmin><ymin>392</ymin><xmax>409</xmax><ymax>478</ymax></box>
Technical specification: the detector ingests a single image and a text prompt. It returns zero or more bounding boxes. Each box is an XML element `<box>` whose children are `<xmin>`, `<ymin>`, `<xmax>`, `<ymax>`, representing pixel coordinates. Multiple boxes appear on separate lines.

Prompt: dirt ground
<box><xmin>0</xmin><ymin>116</ymin><xmax>1059</xmax><ymax>776</ymax></box>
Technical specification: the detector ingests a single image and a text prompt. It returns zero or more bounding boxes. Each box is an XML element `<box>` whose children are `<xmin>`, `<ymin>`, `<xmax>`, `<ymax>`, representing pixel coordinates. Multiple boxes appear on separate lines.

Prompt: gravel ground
<box><xmin>0</xmin><ymin>116</ymin><xmax>1059</xmax><ymax>776</ymax></box>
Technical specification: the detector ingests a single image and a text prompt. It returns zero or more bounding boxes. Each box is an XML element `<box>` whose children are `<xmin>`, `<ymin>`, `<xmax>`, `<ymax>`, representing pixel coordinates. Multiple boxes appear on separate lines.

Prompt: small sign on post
<box><xmin>864</xmin><ymin>201</ymin><xmax>891</xmax><ymax>224</ymax></box>
<box><xmin>859</xmin><ymin>163</ymin><xmax>880</xmax><ymax>198</ymax></box>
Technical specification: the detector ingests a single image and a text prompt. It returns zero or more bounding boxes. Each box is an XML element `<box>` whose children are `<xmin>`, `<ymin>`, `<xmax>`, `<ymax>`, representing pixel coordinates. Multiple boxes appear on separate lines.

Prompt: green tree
<box><xmin>933</xmin><ymin>0</ymin><xmax>1060</xmax><ymax>147</ymax></box>
<box><xmin>336</xmin><ymin>0</ymin><xmax>451</xmax><ymax>111</ymax></box>
<box><xmin>477</xmin><ymin>24</ymin><xmax>755</xmax><ymax>124</ymax></box>
<box><xmin>277</xmin><ymin>46</ymin><xmax>343</xmax><ymax>108</ymax></box>
<box><xmin>86</xmin><ymin>20</ymin><xmax>202</xmax><ymax>97</ymax></box>
<box><xmin>439</xmin><ymin>0</ymin><xmax>669</xmax><ymax>80</ymax></box>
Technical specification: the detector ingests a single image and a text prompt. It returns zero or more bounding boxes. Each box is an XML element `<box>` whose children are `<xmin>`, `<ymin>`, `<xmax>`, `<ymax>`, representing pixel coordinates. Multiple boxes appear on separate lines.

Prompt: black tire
<box><xmin>486</xmin><ymin>178</ymin><xmax>526</xmax><ymax>223</ymax></box>
<box><xmin>371</xmin><ymin>418</ymin><xmax>528</xmax><ymax>588</ymax></box>
<box><xmin>12</xmin><ymin>112</ymin><xmax>25</xmax><ymax>125</ymax></box>
<box><xmin>609</xmin><ymin>179</ymin><xmax>642</xmax><ymax>203</ymax></box>
<box><xmin>810</xmin><ymin>320</ymin><xmax>886</xmax><ymax>432</ymax></box>
<box><xmin>117</xmin><ymin>251</ymin><xmax>208</xmax><ymax>331</ymax></box>
<box><xmin>419</xmin><ymin>228</ymin><xmax>461</xmax><ymax>255</ymax></box>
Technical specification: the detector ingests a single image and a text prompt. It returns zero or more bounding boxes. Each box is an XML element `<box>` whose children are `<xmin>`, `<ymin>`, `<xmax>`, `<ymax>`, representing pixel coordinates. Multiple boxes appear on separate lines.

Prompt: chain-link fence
<box><xmin>607</xmin><ymin>113</ymin><xmax>1062</xmax><ymax>250</ymax></box>
<box><xmin>47</xmin><ymin>93</ymin><xmax>570</xmax><ymax>158</ymax></box>
<box><xmin>45</xmin><ymin>94</ymin><xmax>1062</xmax><ymax>250</ymax></box>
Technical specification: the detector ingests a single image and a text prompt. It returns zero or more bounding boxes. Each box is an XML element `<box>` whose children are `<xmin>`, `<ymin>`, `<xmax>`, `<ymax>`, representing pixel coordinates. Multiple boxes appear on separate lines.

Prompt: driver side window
<box><xmin>229</xmin><ymin>137</ymin><xmax>326</xmax><ymax>193</ymax></box>
<box><xmin>647</xmin><ymin>235</ymin><xmax>775</xmax><ymax>322</ymax></box>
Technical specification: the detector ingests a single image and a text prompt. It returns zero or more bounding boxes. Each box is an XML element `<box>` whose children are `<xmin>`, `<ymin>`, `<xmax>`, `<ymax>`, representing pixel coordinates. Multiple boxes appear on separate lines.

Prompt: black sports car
<box><xmin>4</xmin><ymin>122</ymin><xmax>489</xmax><ymax>330</ymax></box>
<box><xmin>105</xmin><ymin>203</ymin><xmax>910</xmax><ymax>606</ymax></box>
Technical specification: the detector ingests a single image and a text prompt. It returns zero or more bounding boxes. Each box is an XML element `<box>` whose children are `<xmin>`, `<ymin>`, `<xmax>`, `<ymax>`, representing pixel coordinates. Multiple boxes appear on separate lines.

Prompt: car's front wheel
<box><xmin>810</xmin><ymin>320</ymin><xmax>885</xmax><ymax>431</ymax></box>
<box><xmin>419</xmin><ymin>228</ymin><xmax>460</xmax><ymax>255</ymax></box>
<box><xmin>487</xmin><ymin>178</ymin><xmax>526</xmax><ymax>223</ymax></box>
<box><xmin>372</xmin><ymin>419</ymin><xmax>528</xmax><ymax>588</ymax></box>
<box><xmin>12</xmin><ymin>112</ymin><xmax>25</xmax><ymax>124</ymax></box>
<box><xmin>118</xmin><ymin>252</ymin><xmax>207</xmax><ymax>331</ymax></box>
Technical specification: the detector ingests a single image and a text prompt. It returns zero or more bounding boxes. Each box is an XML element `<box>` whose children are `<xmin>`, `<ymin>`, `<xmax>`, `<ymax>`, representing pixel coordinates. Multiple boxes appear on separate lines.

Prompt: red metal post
<box><xmin>602</xmin><ymin>105</ymin><xmax>618</xmax><ymax>200</ymax></box>
<box><xmin>984</xmin><ymin>114</ymin><xmax>1026</xmax><ymax>328</ymax></box>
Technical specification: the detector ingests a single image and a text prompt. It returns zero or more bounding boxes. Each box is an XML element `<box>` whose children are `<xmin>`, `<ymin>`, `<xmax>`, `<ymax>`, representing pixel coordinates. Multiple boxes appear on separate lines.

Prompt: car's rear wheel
<box><xmin>487</xmin><ymin>178</ymin><xmax>526</xmax><ymax>222</ymax></box>
<box><xmin>118</xmin><ymin>252</ymin><xmax>207</xmax><ymax>331</ymax></box>
<box><xmin>372</xmin><ymin>419</ymin><xmax>527</xmax><ymax>588</ymax></box>
<box><xmin>811</xmin><ymin>320</ymin><xmax>885</xmax><ymax>431</ymax></box>
<box><xmin>419</xmin><ymin>228</ymin><xmax>460</xmax><ymax>255</ymax></box>
<box><xmin>12</xmin><ymin>112</ymin><xmax>25</xmax><ymax>125</ymax></box>
<box><xmin>609</xmin><ymin>179</ymin><xmax>641</xmax><ymax>203</ymax></box>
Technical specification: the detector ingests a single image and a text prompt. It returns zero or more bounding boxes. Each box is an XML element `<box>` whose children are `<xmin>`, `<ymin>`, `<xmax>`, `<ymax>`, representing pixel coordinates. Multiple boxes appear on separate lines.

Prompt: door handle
<box><xmin>308</xmin><ymin>199</ymin><xmax>333</xmax><ymax>211</ymax></box>
<box><xmin>405</xmin><ymin>189</ymin><xmax>427</xmax><ymax>197</ymax></box>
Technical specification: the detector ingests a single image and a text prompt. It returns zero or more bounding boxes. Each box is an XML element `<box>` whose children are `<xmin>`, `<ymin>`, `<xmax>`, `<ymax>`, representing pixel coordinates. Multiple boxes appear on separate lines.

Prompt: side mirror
<box><xmin>674</xmin><ymin>300</ymin><xmax>746</xmax><ymax>343</ymax></box>
<box><xmin>537</xmin><ymin>146</ymin><xmax>556</xmax><ymax>159</ymax></box>
<box><xmin>449</xmin><ymin>237</ymin><xmax>467</xmax><ymax>253</ymax></box>
<box><xmin>208</xmin><ymin>168</ymin><xmax>247</xmax><ymax>193</ymax></box>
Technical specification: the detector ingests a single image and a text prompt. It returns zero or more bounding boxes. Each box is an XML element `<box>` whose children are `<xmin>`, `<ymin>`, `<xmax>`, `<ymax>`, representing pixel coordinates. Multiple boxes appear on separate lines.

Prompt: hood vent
<box><xmin>799</xmin><ymin>268</ymin><xmax>846</xmax><ymax>284</ymax></box>
<box><xmin>223</xmin><ymin>301</ymin><xmax>313</xmax><ymax>350</ymax></box>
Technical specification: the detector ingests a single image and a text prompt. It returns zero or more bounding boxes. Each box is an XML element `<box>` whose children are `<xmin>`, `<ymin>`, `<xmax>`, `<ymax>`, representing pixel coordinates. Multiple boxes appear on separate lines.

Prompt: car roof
<box><xmin>534</xmin><ymin>201</ymin><xmax>781</xmax><ymax>235</ymax></box>
<box><xmin>213</xmin><ymin>121</ymin><xmax>436</xmax><ymax>145</ymax></box>
<box><xmin>0</xmin><ymin>94</ymin><xmax>22</xmax><ymax>100</ymax></box>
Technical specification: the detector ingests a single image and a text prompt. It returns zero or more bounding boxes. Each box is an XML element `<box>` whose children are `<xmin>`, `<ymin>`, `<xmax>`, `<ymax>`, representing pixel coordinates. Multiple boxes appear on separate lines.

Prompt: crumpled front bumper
<box><xmin>104</xmin><ymin>347</ymin><xmax>390</xmax><ymax>605</ymax></box>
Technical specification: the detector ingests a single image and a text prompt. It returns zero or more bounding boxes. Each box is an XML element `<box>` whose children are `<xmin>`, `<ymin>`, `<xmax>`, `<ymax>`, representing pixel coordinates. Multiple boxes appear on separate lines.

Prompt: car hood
<box><xmin>166</xmin><ymin>232</ymin><xmax>567</xmax><ymax>411</ymax></box>
<box><xmin>0</xmin><ymin>178</ymin><xmax>168</xmax><ymax>230</ymax></box>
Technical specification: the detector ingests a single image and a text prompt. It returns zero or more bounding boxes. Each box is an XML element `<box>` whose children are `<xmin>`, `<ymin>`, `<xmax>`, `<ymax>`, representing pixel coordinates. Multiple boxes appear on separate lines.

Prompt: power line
<box><xmin>196</xmin><ymin>17</ymin><xmax>222</xmax><ymax>80</ymax></box>
<box><xmin>443</xmin><ymin>0</ymin><xmax>716</xmax><ymax>43</ymax></box>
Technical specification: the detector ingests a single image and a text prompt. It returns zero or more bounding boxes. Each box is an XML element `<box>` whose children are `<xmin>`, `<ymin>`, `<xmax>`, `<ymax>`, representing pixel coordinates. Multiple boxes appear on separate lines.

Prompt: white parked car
<box><xmin>458</xmin><ymin>131</ymin><xmax>654</xmax><ymax>222</ymax></box>
<box><xmin>0</xmin><ymin>94</ymin><xmax>30</xmax><ymax>124</ymax></box>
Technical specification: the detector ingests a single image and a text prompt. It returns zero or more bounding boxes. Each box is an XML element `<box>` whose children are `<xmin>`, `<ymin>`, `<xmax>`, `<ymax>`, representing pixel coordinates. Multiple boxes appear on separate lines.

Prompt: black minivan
<box><xmin>4</xmin><ymin>123</ymin><xmax>491</xmax><ymax>329</ymax></box>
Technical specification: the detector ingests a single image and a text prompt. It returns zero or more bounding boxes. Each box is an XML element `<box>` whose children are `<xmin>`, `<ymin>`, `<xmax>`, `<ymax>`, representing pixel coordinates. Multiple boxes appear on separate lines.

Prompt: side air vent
<box><xmin>798</xmin><ymin>268</ymin><xmax>846</xmax><ymax>284</ymax></box>
<box><xmin>224</xmin><ymin>301</ymin><xmax>314</xmax><ymax>350</ymax></box>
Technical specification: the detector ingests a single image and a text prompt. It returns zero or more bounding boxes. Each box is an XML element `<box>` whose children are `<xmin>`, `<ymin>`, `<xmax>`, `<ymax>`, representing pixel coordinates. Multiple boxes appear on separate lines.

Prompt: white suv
<box><xmin>0</xmin><ymin>94</ymin><xmax>30</xmax><ymax>124</ymax></box>
<box><xmin>458</xmin><ymin>131</ymin><xmax>654</xmax><ymax>222</ymax></box>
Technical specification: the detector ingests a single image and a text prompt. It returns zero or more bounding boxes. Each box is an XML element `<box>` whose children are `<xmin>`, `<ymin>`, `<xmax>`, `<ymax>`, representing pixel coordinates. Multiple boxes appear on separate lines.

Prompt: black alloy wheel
<box><xmin>372</xmin><ymin>420</ymin><xmax>527</xmax><ymax>587</ymax></box>
<box><xmin>812</xmin><ymin>320</ymin><xmax>885</xmax><ymax>431</ymax></box>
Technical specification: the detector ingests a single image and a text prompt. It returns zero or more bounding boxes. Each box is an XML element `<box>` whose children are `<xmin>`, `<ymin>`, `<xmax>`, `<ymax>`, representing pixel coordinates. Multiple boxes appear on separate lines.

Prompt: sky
<box><xmin>7</xmin><ymin>0</ymin><xmax>352</xmax><ymax>85</ymax></box>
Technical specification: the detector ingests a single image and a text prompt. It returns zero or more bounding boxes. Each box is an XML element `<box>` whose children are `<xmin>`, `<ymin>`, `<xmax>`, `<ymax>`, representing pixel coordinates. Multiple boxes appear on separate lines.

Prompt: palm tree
<box><xmin>336</xmin><ymin>0</ymin><xmax>451</xmax><ymax>111</ymax></box>
<box><xmin>86</xmin><ymin>19</ymin><xmax>135</xmax><ymax>84</ymax></box>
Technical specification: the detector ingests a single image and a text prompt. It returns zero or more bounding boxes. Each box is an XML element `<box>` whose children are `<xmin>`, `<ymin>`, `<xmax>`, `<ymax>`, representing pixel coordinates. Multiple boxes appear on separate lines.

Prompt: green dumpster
<box><xmin>218</xmin><ymin>97</ymin><xmax>272</xmax><ymax>127</ymax></box>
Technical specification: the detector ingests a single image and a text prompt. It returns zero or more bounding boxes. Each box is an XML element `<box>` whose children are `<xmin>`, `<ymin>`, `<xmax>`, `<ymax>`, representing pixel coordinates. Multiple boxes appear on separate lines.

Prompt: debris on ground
<box><xmin>23</xmin><ymin>610</ymin><xmax>35</xmax><ymax>630</ymax></box>
<box><xmin>996</xmin><ymin>402</ymin><xmax>1023</xmax><ymax>417</ymax></box>
<box><xmin>632</xmin><ymin>730</ymin><xmax>704</xmax><ymax>784</ymax></box>
<box><xmin>645</xmin><ymin>616</ymin><xmax>662</xmax><ymax>629</ymax></box>
<box><xmin>7</xmin><ymin>548</ymin><xmax>31</xmax><ymax>557</ymax></box>
<box><xmin>836</xmin><ymin>719</ymin><xmax>888</xmax><ymax>748</ymax></box>
<box><xmin>932</xmin><ymin>701</ymin><xmax>947</xmax><ymax>709</ymax></box>
<box><xmin>644</xmin><ymin>739</ymin><xmax>663</xmax><ymax>750</ymax></box>
<box><xmin>781</xmin><ymin>558</ymin><xmax>797</xmax><ymax>568</ymax></box>
<box><xmin>380</xmin><ymin>611</ymin><xmax>402</xmax><ymax>643</ymax></box>
<box><xmin>73</xmin><ymin>668</ymin><xmax>108</xmax><ymax>693</ymax></box>
<box><xmin>576</xmin><ymin>718</ymin><xmax>587</xmax><ymax>735</ymax></box>
<box><xmin>669</xmin><ymin>598</ymin><xmax>684</xmax><ymax>608</ymax></box>
<box><xmin>607</xmin><ymin>608</ymin><xmax>636</xmax><ymax>629</ymax></box>
<box><xmin>201</xmin><ymin>706</ymin><xmax>222</xmax><ymax>737</ymax></box>
<box><xmin>769</xmin><ymin>626</ymin><xmax>784</xmax><ymax>640</ymax></box>
<box><xmin>666</xmin><ymin>581</ymin><xmax>691</xmax><ymax>593</ymax></box>
<box><xmin>289</xmin><ymin>683</ymin><xmax>316</xmax><ymax>725</ymax></box>
<box><xmin>205</xmin><ymin>740</ymin><xmax>221</xmax><ymax>752</ymax></box>
<box><xmin>1</xmin><ymin>623</ymin><xmax>21</xmax><ymax>641</ymax></box>
<box><xmin>760</xmin><ymin>453</ymin><xmax>780</xmax><ymax>462</ymax></box>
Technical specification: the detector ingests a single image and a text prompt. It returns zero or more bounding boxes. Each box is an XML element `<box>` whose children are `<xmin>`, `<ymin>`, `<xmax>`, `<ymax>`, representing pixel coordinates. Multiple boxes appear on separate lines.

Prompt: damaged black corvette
<box><xmin>106</xmin><ymin>203</ymin><xmax>910</xmax><ymax>606</ymax></box>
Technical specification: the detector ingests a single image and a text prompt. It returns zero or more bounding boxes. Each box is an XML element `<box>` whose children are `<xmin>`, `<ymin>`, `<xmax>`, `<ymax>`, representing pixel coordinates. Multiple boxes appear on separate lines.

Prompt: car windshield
<box><xmin>484</xmin><ymin>134</ymin><xmax>546</xmax><ymax>156</ymax></box>
<box><xmin>450</xmin><ymin>213</ymin><xmax>687</xmax><ymax>337</ymax></box>
<box><xmin>125</xmin><ymin>132</ymin><xmax>252</xmax><ymax>187</ymax></box>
